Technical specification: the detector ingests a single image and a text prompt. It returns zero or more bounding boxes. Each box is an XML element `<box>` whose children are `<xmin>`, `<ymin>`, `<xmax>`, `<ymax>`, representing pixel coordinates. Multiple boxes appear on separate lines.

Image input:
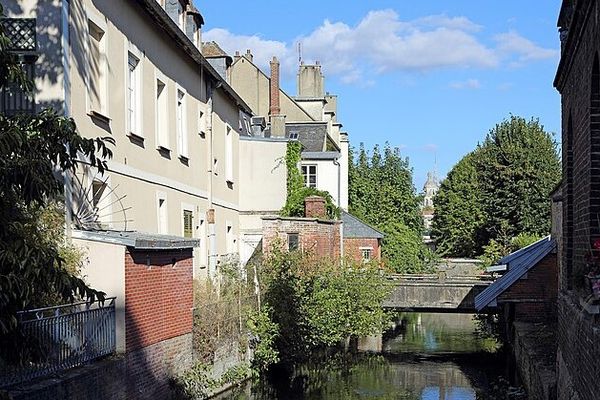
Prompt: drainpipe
<box><xmin>206</xmin><ymin>80</ymin><xmax>221</xmax><ymax>280</ymax></box>
<box><xmin>334</xmin><ymin>156</ymin><xmax>343</xmax><ymax>259</ymax></box>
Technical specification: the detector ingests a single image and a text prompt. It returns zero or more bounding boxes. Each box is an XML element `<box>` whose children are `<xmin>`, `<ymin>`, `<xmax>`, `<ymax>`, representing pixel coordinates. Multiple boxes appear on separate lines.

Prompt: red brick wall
<box><xmin>344</xmin><ymin>238</ymin><xmax>381</xmax><ymax>263</ymax></box>
<box><xmin>263</xmin><ymin>217</ymin><xmax>341</xmax><ymax>259</ymax></box>
<box><xmin>125</xmin><ymin>249</ymin><xmax>193</xmax><ymax>352</ymax></box>
<box><xmin>498</xmin><ymin>253</ymin><xmax>558</xmax><ymax>323</ymax></box>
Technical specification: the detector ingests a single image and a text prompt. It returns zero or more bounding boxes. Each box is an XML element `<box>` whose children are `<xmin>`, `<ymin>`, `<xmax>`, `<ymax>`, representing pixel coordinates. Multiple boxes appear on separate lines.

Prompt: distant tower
<box><xmin>422</xmin><ymin>170</ymin><xmax>440</xmax><ymax>243</ymax></box>
<box><xmin>422</xmin><ymin>171</ymin><xmax>440</xmax><ymax>209</ymax></box>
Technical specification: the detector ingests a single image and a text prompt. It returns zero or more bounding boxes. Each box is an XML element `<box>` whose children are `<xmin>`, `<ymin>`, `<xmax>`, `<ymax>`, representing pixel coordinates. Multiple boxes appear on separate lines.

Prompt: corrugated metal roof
<box><xmin>474</xmin><ymin>236</ymin><xmax>555</xmax><ymax>311</ymax></box>
<box><xmin>72</xmin><ymin>230</ymin><xmax>200</xmax><ymax>250</ymax></box>
<box><xmin>341</xmin><ymin>211</ymin><xmax>384</xmax><ymax>239</ymax></box>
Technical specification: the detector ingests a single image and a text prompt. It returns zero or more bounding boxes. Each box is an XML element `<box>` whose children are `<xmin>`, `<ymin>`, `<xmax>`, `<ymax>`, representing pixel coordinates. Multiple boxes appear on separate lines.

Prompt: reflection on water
<box><xmin>219</xmin><ymin>313</ymin><xmax>512</xmax><ymax>400</ymax></box>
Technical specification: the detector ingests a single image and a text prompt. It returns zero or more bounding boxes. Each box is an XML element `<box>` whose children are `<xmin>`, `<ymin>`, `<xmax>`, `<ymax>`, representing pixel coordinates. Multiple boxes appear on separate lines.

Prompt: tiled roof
<box><xmin>341</xmin><ymin>211</ymin><xmax>384</xmax><ymax>239</ymax></box>
<box><xmin>202</xmin><ymin>41</ymin><xmax>228</xmax><ymax>58</ymax></box>
<box><xmin>474</xmin><ymin>236</ymin><xmax>555</xmax><ymax>311</ymax></box>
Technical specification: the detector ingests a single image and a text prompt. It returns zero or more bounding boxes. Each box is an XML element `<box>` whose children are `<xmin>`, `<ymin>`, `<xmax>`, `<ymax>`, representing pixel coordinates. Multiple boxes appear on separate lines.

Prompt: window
<box><xmin>127</xmin><ymin>53</ymin><xmax>140</xmax><ymax>135</ymax></box>
<box><xmin>213</xmin><ymin>158</ymin><xmax>218</xmax><ymax>175</ymax></box>
<box><xmin>301</xmin><ymin>165</ymin><xmax>317</xmax><ymax>188</ymax></box>
<box><xmin>288</xmin><ymin>233</ymin><xmax>299</xmax><ymax>251</ymax></box>
<box><xmin>157</xmin><ymin>195</ymin><xmax>168</xmax><ymax>234</ymax></box>
<box><xmin>177</xmin><ymin>89</ymin><xmax>188</xmax><ymax>158</ymax></box>
<box><xmin>360</xmin><ymin>247</ymin><xmax>373</xmax><ymax>262</ymax></box>
<box><xmin>198</xmin><ymin>213</ymin><xmax>207</xmax><ymax>267</ymax></box>
<box><xmin>225</xmin><ymin>126</ymin><xmax>233</xmax><ymax>182</ymax></box>
<box><xmin>87</xmin><ymin>20</ymin><xmax>107</xmax><ymax>115</ymax></box>
<box><xmin>183</xmin><ymin>209</ymin><xmax>193</xmax><ymax>238</ymax></box>
<box><xmin>156</xmin><ymin>79</ymin><xmax>168</xmax><ymax>148</ymax></box>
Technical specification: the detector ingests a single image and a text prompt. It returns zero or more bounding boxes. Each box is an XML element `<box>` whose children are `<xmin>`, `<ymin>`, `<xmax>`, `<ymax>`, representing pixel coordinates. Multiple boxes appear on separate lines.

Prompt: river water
<box><xmin>218</xmin><ymin>313</ymin><xmax>523</xmax><ymax>400</ymax></box>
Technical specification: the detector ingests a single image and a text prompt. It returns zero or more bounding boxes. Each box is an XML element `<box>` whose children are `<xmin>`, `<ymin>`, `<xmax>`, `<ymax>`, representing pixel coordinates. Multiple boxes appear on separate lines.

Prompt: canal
<box><xmin>217</xmin><ymin>313</ymin><xmax>524</xmax><ymax>400</ymax></box>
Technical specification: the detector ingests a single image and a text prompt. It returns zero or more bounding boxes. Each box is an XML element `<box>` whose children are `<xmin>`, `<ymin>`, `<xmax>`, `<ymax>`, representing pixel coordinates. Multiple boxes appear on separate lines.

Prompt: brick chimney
<box><xmin>269</xmin><ymin>56</ymin><xmax>281</xmax><ymax>116</ymax></box>
<box><xmin>244</xmin><ymin>49</ymin><xmax>253</xmax><ymax>62</ymax></box>
<box><xmin>305</xmin><ymin>196</ymin><xmax>327</xmax><ymax>219</ymax></box>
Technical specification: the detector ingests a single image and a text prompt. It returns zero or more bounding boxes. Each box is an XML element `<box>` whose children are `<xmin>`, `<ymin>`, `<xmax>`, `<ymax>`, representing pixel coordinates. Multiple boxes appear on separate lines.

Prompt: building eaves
<box><xmin>72</xmin><ymin>229</ymin><xmax>200</xmax><ymax>250</ymax></box>
<box><xmin>474</xmin><ymin>236</ymin><xmax>555</xmax><ymax>311</ymax></box>
<box><xmin>134</xmin><ymin>0</ymin><xmax>252</xmax><ymax>114</ymax></box>
<box><xmin>341</xmin><ymin>211</ymin><xmax>384</xmax><ymax>239</ymax></box>
<box><xmin>301</xmin><ymin>151</ymin><xmax>341</xmax><ymax>160</ymax></box>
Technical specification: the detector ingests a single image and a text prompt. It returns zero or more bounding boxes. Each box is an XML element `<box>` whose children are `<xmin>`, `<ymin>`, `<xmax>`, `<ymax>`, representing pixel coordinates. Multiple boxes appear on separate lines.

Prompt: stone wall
<box><xmin>262</xmin><ymin>216</ymin><xmax>341</xmax><ymax>259</ymax></box>
<box><xmin>5</xmin><ymin>333</ymin><xmax>192</xmax><ymax>400</ymax></box>
<box><xmin>556</xmin><ymin>293</ymin><xmax>600</xmax><ymax>400</ymax></box>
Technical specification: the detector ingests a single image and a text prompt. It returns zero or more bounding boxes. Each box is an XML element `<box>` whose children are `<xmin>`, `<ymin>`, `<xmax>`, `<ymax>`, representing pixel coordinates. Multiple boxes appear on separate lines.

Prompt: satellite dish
<box><xmin>69</xmin><ymin>169</ymin><xmax>131</xmax><ymax>231</ymax></box>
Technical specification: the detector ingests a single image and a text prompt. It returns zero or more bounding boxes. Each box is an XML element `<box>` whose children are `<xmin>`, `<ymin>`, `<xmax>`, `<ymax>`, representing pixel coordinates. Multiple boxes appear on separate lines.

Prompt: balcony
<box><xmin>1</xmin><ymin>18</ymin><xmax>37</xmax><ymax>115</ymax></box>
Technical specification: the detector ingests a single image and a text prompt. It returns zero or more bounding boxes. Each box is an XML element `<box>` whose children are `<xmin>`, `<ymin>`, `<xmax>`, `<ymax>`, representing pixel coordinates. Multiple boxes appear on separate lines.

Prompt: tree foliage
<box><xmin>0</xmin><ymin>13</ymin><xmax>113</xmax><ymax>344</ymax></box>
<box><xmin>259</xmin><ymin>249</ymin><xmax>391</xmax><ymax>363</ymax></box>
<box><xmin>432</xmin><ymin>116</ymin><xmax>561</xmax><ymax>258</ymax></box>
<box><xmin>349</xmin><ymin>143</ymin><xmax>428</xmax><ymax>272</ymax></box>
<box><xmin>431</xmin><ymin>151</ymin><xmax>486</xmax><ymax>257</ymax></box>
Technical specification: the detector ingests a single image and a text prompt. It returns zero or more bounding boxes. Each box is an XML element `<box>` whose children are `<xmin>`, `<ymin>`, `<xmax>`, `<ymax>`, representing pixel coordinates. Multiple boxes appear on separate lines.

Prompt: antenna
<box><xmin>298</xmin><ymin>42</ymin><xmax>302</xmax><ymax>65</ymax></box>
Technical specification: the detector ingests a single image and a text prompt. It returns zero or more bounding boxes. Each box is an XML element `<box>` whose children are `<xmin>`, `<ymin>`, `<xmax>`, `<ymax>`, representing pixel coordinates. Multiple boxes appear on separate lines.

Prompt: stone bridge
<box><xmin>383</xmin><ymin>274</ymin><xmax>493</xmax><ymax>313</ymax></box>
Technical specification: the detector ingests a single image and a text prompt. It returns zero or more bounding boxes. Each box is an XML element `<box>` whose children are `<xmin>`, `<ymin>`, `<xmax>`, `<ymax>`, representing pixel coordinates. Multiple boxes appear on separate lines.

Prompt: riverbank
<box><xmin>511</xmin><ymin>322</ymin><xmax>557</xmax><ymax>400</ymax></box>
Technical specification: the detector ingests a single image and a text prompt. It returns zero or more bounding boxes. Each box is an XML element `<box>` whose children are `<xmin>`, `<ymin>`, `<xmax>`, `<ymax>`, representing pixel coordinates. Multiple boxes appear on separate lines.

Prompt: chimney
<box><xmin>297</xmin><ymin>63</ymin><xmax>324</xmax><ymax>97</ymax></box>
<box><xmin>305</xmin><ymin>196</ymin><xmax>327</xmax><ymax>219</ymax></box>
<box><xmin>244</xmin><ymin>49</ymin><xmax>253</xmax><ymax>62</ymax></box>
<box><xmin>269</xmin><ymin>56</ymin><xmax>281</xmax><ymax>116</ymax></box>
<box><xmin>234</xmin><ymin>50</ymin><xmax>241</xmax><ymax>62</ymax></box>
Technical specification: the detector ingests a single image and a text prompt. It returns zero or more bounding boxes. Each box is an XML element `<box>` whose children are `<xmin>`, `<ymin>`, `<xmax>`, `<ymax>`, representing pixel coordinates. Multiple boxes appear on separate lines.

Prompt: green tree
<box><xmin>0</xmin><ymin>10</ymin><xmax>113</xmax><ymax>362</ymax></box>
<box><xmin>349</xmin><ymin>142</ymin><xmax>426</xmax><ymax>272</ymax></box>
<box><xmin>477</xmin><ymin>116</ymin><xmax>560</xmax><ymax>241</ymax></box>
<box><xmin>432</xmin><ymin>116</ymin><xmax>561</xmax><ymax>257</ymax></box>
<box><xmin>431</xmin><ymin>150</ymin><xmax>485</xmax><ymax>257</ymax></box>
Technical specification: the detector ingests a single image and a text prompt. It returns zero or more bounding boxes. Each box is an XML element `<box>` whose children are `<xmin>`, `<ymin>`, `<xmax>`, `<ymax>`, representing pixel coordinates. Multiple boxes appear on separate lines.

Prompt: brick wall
<box><xmin>6</xmin><ymin>334</ymin><xmax>193</xmax><ymax>400</ymax></box>
<box><xmin>262</xmin><ymin>216</ymin><xmax>341</xmax><ymax>259</ymax></box>
<box><xmin>498</xmin><ymin>253</ymin><xmax>558</xmax><ymax>323</ymax></box>
<box><xmin>125</xmin><ymin>249</ymin><xmax>193</xmax><ymax>351</ymax></box>
<box><xmin>344</xmin><ymin>238</ymin><xmax>381</xmax><ymax>263</ymax></box>
<box><xmin>555</xmin><ymin>1</ymin><xmax>600</xmax><ymax>398</ymax></box>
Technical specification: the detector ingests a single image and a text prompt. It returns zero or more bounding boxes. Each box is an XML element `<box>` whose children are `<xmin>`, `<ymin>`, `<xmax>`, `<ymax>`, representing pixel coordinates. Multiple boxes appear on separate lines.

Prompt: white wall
<box><xmin>74</xmin><ymin>237</ymin><xmax>126</xmax><ymax>352</ymax></box>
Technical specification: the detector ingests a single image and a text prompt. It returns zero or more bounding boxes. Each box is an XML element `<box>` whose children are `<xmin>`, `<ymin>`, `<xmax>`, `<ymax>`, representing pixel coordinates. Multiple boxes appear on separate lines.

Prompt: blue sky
<box><xmin>198</xmin><ymin>1</ymin><xmax>562</xmax><ymax>190</ymax></box>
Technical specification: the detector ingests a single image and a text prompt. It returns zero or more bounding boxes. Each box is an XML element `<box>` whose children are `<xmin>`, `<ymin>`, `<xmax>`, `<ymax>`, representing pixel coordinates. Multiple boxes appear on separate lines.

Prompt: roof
<box><xmin>230</xmin><ymin>54</ymin><xmax>316</xmax><ymax>121</ymax></box>
<box><xmin>475</xmin><ymin>236</ymin><xmax>556</xmax><ymax>311</ymax></box>
<box><xmin>72</xmin><ymin>229</ymin><xmax>200</xmax><ymax>250</ymax></box>
<box><xmin>135</xmin><ymin>0</ymin><xmax>252</xmax><ymax>114</ymax></box>
<box><xmin>301</xmin><ymin>151</ymin><xmax>340</xmax><ymax>160</ymax></box>
<box><xmin>264</xmin><ymin>122</ymin><xmax>341</xmax><ymax>152</ymax></box>
<box><xmin>202</xmin><ymin>41</ymin><xmax>230</xmax><ymax>59</ymax></box>
<box><xmin>341</xmin><ymin>211</ymin><xmax>384</xmax><ymax>239</ymax></box>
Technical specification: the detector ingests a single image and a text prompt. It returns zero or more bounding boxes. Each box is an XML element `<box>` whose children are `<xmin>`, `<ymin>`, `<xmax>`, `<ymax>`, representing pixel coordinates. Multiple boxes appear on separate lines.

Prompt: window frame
<box><xmin>176</xmin><ymin>87</ymin><xmax>188</xmax><ymax>159</ymax></box>
<box><xmin>225</xmin><ymin>125</ymin><xmax>234</xmax><ymax>183</ymax></box>
<box><xmin>301</xmin><ymin>164</ymin><xmax>318</xmax><ymax>188</ymax></box>
<box><xmin>86</xmin><ymin>18</ymin><xmax>108</xmax><ymax>117</ymax></box>
<box><xmin>155</xmin><ymin>75</ymin><xmax>169</xmax><ymax>149</ymax></box>
<box><xmin>127</xmin><ymin>51</ymin><xmax>141</xmax><ymax>136</ymax></box>
<box><xmin>360</xmin><ymin>247</ymin><xmax>373</xmax><ymax>263</ymax></box>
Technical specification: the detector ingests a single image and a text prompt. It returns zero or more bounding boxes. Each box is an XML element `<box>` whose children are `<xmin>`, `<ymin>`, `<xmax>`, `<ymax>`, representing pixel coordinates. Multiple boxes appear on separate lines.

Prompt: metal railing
<box><xmin>1</xmin><ymin>18</ymin><xmax>36</xmax><ymax>52</ymax></box>
<box><xmin>0</xmin><ymin>298</ymin><xmax>116</xmax><ymax>388</ymax></box>
<box><xmin>1</xmin><ymin>18</ymin><xmax>37</xmax><ymax>115</ymax></box>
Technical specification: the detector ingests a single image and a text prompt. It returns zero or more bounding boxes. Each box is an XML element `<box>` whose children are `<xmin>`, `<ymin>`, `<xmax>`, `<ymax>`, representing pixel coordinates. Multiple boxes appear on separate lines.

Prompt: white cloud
<box><xmin>449</xmin><ymin>78</ymin><xmax>481</xmax><ymax>89</ymax></box>
<box><xmin>204</xmin><ymin>10</ymin><xmax>558</xmax><ymax>86</ymax></box>
<box><xmin>494</xmin><ymin>30</ymin><xmax>558</xmax><ymax>65</ymax></box>
<box><xmin>422</xmin><ymin>144</ymin><xmax>439</xmax><ymax>153</ymax></box>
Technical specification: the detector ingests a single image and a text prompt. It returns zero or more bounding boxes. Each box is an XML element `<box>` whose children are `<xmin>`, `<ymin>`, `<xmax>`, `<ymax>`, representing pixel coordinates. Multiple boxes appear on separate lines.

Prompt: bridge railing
<box><xmin>386</xmin><ymin>274</ymin><xmax>494</xmax><ymax>283</ymax></box>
